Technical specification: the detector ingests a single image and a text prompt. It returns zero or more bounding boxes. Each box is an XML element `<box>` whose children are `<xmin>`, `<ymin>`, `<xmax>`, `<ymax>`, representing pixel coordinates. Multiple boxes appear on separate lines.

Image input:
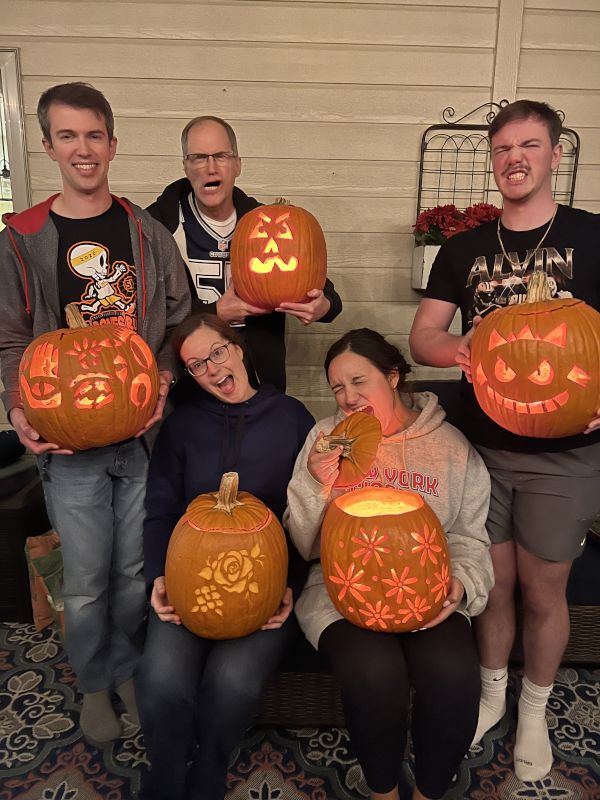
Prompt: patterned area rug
<box><xmin>1</xmin><ymin>622</ymin><xmax>599</xmax><ymax>800</ymax></box>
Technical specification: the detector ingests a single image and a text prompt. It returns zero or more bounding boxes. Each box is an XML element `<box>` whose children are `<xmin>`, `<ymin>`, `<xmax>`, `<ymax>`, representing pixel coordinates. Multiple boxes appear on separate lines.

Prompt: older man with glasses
<box><xmin>148</xmin><ymin>116</ymin><xmax>342</xmax><ymax>393</ymax></box>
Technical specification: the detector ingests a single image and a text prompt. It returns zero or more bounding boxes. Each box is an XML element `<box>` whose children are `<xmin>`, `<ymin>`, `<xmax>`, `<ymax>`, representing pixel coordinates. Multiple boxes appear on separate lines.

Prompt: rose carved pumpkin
<box><xmin>321</xmin><ymin>486</ymin><xmax>451</xmax><ymax>633</ymax></box>
<box><xmin>231</xmin><ymin>198</ymin><xmax>327</xmax><ymax>310</ymax></box>
<box><xmin>19</xmin><ymin>305</ymin><xmax>159</xmax><ymax>450</ymax></box>
<box><xmin>316</xmin><ymin>411</ymin><xmax>382</xmax><ymax>488</ymax></box>
<box><xmin>471</xmin><ymin>271</ymin><xmax>600</xmax><ymax>438</ymax></box>
<box><xmin>165</xmin><ymin>472</ymin><xmax>288</xmax><ymax>639</ymax></box>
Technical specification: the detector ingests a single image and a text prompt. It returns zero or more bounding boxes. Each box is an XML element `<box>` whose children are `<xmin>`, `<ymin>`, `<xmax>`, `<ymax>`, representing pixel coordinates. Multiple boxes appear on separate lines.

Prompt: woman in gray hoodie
<box><xmin>285</xmin><ymin>328</ymin><xmax>493</xmax><ymax>800</ymax></box>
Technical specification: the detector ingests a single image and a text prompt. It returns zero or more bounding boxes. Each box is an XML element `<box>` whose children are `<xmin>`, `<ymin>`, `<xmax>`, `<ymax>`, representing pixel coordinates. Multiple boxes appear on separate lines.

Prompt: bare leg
<box><xmin>513</xmin><ymin>545</ymin><xmax>572</xmax><ymax>781</ymax></box>
<box><xmin>517</xmin><ymin>545</ymin><xmax>571</xmax><ymax>685</ymax></box>
<box><xmin>475</xmin><ymin>541</ymin><xmax>518</xmax><ymax>668</ymax></box>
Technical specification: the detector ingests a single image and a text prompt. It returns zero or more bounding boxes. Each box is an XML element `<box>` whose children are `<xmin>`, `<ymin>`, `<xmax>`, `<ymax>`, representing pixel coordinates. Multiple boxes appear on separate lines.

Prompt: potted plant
<box><xmin>412</xmin><ymin>203</ymin><xmax>501</xmax><ymax>290</ymax></box>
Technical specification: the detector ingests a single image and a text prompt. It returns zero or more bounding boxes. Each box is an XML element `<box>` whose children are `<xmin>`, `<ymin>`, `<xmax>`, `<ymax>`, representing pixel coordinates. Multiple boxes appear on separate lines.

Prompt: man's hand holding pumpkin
<box><xmin>277</xmin><ymin>288</ymin><xmax>331</xmax><ymax>325</ymax></box>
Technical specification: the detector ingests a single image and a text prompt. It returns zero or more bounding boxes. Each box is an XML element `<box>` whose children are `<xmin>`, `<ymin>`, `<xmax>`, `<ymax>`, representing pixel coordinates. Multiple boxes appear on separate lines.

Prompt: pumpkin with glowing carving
<box><xmin>470</xmin><ymin>270</ymin><xmax>600</xmax><ymax>438</ymax></box>
<box><xmin>230</xmin><ymin>200</ymin><xmax>327</xmax><ymax>310</ymax></box>
<box><xmin>19</xmin><ymin>306</ymin><xmax>159</xmax><ymax>451</ymax></box>
<box><xmin>165</xmin><ymin>472</ymin><xmax>288</xmax><ymax>639</ymax></box>
<box><xmin>321</xmin><ymin>486</ymin><xmax>451</xmax><ymax>633</ymax></box>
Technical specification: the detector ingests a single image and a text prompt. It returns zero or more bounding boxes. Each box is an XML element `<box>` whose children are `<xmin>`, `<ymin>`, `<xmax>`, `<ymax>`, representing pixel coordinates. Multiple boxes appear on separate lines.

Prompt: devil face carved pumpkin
<box><xmin>19</xmin><ymin>324</ymin><xmax>159</xmax><ymax>450</ymax></box>
<box><xmin>165</xmin><ymin>473</ymin><xmax>288</xmax><ymax>639</ymax></box>
<box><xmin>471</xmin><ymin>272</ymin><xmax>600</xmax><ymax>438</ymax></box>
<box><xmin>231</xmin><ymin>201</ymin><xmax>327</xmax><ymax>310</ymax></box>
<box><xmin>321</xmin><ymin>486</ymin><xmax>451</xmax><ymax>633</ymax></box>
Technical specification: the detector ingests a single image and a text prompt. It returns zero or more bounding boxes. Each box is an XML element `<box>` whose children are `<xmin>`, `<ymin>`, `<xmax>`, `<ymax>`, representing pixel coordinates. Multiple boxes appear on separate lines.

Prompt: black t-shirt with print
<box><xmin>425</xmin><ymin>204</ymin><xmax>600</xmax><ymax>452</ymax></box>
<box><xmin>51</xmin><ymin>201</ymin><xmax>137</xmax><ymax>330</ymax></box>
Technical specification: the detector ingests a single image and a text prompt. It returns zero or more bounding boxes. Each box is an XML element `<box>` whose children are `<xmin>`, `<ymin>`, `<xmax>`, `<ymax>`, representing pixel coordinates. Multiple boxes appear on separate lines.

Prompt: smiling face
<box><xmin>491</xmin><ymin>116</ymin><xmax>562</xmax><ymax>208</ymax></box>
<box><xmin>327</xmin><ymin>351</ymin><xmax>401</xmax><ymax>435</ymax></box>
<box><xmin>183</xmin><ymin>120</ymin><xmax>241</xmax><ymax>221</ymax></box>
<box><xmin>42</xmin><ymin>103</ymin><xmax>116</xmax><ymax>200</ymax></box>
<box><xmin>180</xmin><ymin>325</ymin><xmax>255</xmax><ymax>404</ymax></box>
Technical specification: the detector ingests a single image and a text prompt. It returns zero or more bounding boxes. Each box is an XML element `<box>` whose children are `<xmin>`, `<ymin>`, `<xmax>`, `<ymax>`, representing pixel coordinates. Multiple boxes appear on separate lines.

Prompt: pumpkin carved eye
<box><xmin>528</xmin><ymin>359</ymin><xmax>554</xmax><ymax>386</ymax></box>
<box><xmin>494</xmin><ymin>357</ymin><xmax>516</xmax><ymax>383</ymax></box>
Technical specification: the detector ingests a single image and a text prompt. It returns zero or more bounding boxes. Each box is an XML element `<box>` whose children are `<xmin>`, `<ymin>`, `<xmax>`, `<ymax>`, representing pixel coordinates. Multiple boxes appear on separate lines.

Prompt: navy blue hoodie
<box><xmin>143</xmin><ymin>383</ymin><xmax>315</xmax><ymax>595</ymax></box>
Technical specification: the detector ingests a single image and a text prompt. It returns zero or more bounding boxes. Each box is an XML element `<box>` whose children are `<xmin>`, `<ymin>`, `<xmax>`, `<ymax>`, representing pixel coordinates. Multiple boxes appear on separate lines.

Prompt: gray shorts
<box><xmin>475</xmin><ymin>441</ymin><xmax>600</xmax><ymax>563</ymax></box>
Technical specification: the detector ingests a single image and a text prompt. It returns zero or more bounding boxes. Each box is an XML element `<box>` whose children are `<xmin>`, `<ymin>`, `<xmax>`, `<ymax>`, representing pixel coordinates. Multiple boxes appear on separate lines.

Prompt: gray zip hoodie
<box><xmin>284</xmin><ymin>391</ymin><xmax>494</xmax><ymax>648</ymax></box>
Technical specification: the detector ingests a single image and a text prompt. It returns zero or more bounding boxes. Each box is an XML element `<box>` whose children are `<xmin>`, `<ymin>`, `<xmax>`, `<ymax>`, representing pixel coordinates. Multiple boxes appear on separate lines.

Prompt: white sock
<box><xmin>471</xmin><ymin>666</ymin><xmax>508</xmax><ymax>746</ymax></box>
<box><xmin>514</xmin><ymin>675</ymin><xmax>553</xmax><ymax>782</ymax></box>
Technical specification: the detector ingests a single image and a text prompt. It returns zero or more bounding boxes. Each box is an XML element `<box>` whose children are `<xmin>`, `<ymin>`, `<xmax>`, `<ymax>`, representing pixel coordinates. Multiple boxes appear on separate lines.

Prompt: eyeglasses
<box><xmin>184</xmin><ymin>151</ymin><xmax>237</xmax><ymax>168</ymax></box>
<box><xmin>186</xmin><ymin>343</ymin><xmax>231</xmax><ymax>377</ymax></box>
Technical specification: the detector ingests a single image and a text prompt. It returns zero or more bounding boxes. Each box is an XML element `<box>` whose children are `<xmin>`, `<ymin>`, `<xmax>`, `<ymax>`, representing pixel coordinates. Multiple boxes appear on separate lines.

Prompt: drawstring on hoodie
<box><xmin>219</xmin><ymin>405</ymin><xmax>247</xmax><ymax>474</ymax></box>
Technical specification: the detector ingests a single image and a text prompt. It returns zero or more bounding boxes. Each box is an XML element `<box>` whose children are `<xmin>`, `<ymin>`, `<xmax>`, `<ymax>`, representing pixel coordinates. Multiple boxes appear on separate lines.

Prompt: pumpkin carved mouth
<box><xmin>249</xmin><ymin>255</ymin><xmax>298</xmax><ymax>274</ymax></box>
<box><xmin>484</xmin><ymin>383</ymin><xmax>569</xmax><ymax>415</ymax></box>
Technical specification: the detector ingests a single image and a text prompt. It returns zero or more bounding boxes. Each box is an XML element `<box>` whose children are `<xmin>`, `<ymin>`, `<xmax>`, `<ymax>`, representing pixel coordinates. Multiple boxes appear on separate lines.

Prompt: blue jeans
<box><xmin>38</xmin><ymin>438</ymin><xmax>148</xmax><ymax>693</ymax></box>
<box><xmin>136</xmin><ymin>610</ymin><xmax>298</xmax><ymax>800</ymax></box>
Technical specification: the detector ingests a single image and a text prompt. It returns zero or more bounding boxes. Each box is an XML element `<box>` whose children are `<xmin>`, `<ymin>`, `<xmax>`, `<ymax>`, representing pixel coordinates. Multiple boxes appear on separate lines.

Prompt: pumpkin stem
<box><xmin>65</xmin><ymin>303</ymin><xmax>89</xmax><ymax>328</ymax></box>
<box><xmin>315</xmin><ymin>435</ymin><xmax>356</xmax><ymax>458</ymax></box>
<box><xmin>274</xmin><ymin>197</ymin><xmax>291</xmax><ymax>206</ymax></box>
<box><xmin>214</xmin><ymin>472</ymin><xmax>244</xmax><ymax>514</ymax></box>
<box><xmin>526</xmin><ymin>270</ymin><xmax>553</xmax><ymax>303</ymax></box>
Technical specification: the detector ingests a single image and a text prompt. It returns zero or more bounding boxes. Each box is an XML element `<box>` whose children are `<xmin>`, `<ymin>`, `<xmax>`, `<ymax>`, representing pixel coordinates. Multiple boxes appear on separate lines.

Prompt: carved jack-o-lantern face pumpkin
<box><xmin>19</xmin><ymin>320</ymin><xmax>159</xmax><ymax>451</ymax></box>
<box><xmin>165</xmin><ymin>473</ymin><xmax>288</xmax><ymax>639</ymax></box>
<box><xmin>231</xmin><ymin>200</ymin><xmax>327</xmax><ymax>310</ymax></box>
<box><xmin>471</xmin><ymin>272</ymin><xmax>600</xmax><ymax>438</ymax></box>
<box><xmin>321</xmin><ymin>486</ymin><xmax>451</xmax><ymax>633</ymax></box>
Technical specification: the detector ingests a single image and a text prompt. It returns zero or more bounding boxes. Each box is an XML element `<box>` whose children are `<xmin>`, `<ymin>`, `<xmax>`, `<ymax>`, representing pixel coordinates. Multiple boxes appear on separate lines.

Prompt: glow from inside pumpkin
<box><xmin>336</xmin><ymin>487</ymin><xmax>423</xmax><ymax>517</ymax></box>
<box><xmin>248</xmin><ymin>211</ymin><xmax>298</xmax><ymax>273</ymax></box>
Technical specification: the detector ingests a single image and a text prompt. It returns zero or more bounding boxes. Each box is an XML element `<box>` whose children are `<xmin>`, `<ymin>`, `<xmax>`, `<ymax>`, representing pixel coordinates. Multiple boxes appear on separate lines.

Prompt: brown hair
<box><xmin>171</xmin><ymin>313</ymin><xmax>244</xmax><ymax>358</ymax></box>
<box><xmin>324</xmin><ymin>328</ymin><xmax>412</xmax><ymax>390</ymax></box>
<box><xmin>180</xmin><ymin>116</ymin><xmax>239</xmax><ymax>157</ymax></box>
<box><xmin>37</xmin><ymin>82</ymin><xmax>115</xmax><ymax>143</ymax></box>
<box><xmin>489</xmin><ymin>100</ymin><xmax>562</xmax><ymax>147</ymax></box>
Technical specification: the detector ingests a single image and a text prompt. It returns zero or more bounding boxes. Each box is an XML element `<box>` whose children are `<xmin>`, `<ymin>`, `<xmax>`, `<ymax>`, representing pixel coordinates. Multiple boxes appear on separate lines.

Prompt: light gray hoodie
<box><xmin>284</xmin><ymin>391</ymin><xmax>494</xmax><ymax>648</ymax></box>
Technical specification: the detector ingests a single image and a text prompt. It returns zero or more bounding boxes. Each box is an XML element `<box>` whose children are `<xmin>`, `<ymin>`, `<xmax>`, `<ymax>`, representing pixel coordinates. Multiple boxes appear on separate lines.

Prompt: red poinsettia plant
<box><xmin>414</xmin><ymin>202</ymin><xmax>502</xmax><ymax>246</ymax></box>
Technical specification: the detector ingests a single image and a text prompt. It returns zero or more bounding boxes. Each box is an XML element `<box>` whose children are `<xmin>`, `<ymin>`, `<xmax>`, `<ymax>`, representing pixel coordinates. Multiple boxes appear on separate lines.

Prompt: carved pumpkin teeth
<box><xmin>485</xmin><ymin>382</ymin><xmax>569</xmax><ymax>414</ymax></box>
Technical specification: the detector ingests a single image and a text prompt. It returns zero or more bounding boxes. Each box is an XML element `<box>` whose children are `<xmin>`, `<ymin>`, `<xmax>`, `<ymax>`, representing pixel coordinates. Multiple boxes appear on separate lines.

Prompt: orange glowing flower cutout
<box><xmin>411</xmin><ymin>524</ymin><xmax>442</xmax><ymax>566</ymax></box>
<box><xmin>351</xmin><ymin>527</ymin><xmax>391</xmax><ymax>567</ymax></box>
<box><xmin>328</xmin><ymin>562</ymin><xmax>371</xmax><ymax>603</ymax></box>
<box><xmin>381</xmin><ymin>565</ymin><xmax>418</xmax><ymax>603</ymax></box>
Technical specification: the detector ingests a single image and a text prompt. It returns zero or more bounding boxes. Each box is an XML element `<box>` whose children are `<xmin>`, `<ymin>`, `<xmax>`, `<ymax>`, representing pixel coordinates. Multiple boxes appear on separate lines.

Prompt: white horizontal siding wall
<box><xmin>1</xmin><ymin>0</ymin><xmax>597</xmax><ymax>421</ymax></box>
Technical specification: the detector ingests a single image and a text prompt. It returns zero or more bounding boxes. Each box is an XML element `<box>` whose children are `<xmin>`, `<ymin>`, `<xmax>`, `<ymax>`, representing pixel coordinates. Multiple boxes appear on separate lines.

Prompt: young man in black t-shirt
<box><xmin>409</xmin><ymin>100</ymin><xmax>600</xmax><ymax>783</ymax></box>
<box><xmin>0</xmin><ymin>83</ymin><xmax>190</xmax><ymax>745</ymax></box>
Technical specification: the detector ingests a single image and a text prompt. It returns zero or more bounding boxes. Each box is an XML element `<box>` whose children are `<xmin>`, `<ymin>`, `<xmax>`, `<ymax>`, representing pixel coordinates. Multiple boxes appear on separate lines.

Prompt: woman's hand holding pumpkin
<box><xmin>151</xmin><ymin>576</ymin><xmax>181</xmax><ymax>625</ymax></box>
<box><xmin>419</xmin><ymin>576</ymin><xmax>465</xmax><ymax>630</ymax></box>
<box><xmin>307</xmin><ymin>432</ymin><xmax>342</xmax><ymax>486</ymax></box>
<box><xmin>261</xmin><ymin>587</ymin><xmax>293</xmax><ymax>630</ymax></box>
<box><xmin>277</xmin><ymin>288</ymin><xmax>331</xmax><ymax>325</ymax></box>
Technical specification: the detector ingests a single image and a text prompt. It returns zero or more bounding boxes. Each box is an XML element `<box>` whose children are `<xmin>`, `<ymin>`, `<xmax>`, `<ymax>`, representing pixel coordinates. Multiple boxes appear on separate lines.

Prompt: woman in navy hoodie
<box><xmin>136</xmin><ymin>313</ymin><xmax>314</xmax><ymax>800</ymax></box>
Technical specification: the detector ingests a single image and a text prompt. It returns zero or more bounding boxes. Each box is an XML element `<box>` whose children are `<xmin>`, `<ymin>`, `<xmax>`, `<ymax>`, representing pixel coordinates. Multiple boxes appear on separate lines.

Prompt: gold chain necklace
<box><xmin>497</xmin><ymin>204</ymin><xmax>558</xmax><ymax>269</ymax></box>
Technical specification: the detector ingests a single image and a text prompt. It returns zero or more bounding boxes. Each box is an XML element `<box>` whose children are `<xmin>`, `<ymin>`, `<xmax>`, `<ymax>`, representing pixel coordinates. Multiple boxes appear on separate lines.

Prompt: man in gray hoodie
<box><xmin>0</xmin><ymin>82</ymin><xmax>190</xmax><ymax>744</ymax></box>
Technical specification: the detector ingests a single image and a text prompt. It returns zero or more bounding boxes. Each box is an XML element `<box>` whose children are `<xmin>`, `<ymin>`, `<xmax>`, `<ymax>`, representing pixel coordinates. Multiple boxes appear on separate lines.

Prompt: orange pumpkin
<box><xmin>316</xmin><ymin>411</ymin><xmax>382</xmax><ymax>488</ymax></box>
<box><xmin>321</xmin><ymin>486</ymin><xmax>451</xmax><ymax>633</ymax></box>
<box><xmin>471</xmin><ymin>271</ymin><xmax>600</xmax><ymax>438</ymax></box>
<box><xmin>231</xmin><ymin>199</ymin><xmax>327</xmax><ymax>310</ymax></box>
<box><xmin>165</xmin><ymin>472</ymin><xmax>288</xmax><ymax>639</ymax></box>
<box><xmin>19</xmin><ymin>306</ymin><xmax>159</xmax><ymax>450</ymax></box>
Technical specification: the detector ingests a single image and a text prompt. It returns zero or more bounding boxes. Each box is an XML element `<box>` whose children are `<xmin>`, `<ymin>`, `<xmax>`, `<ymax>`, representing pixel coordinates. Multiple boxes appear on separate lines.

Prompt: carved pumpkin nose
<box><xmin>264</xmin><ymin>237</ymin><xmax>279</xmax><ymax>255</ymax></box>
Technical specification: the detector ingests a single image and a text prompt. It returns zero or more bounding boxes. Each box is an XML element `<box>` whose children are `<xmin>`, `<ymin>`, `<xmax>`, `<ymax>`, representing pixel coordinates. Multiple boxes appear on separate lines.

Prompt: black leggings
<box><xmin>319</xmin><ymin>613</ymin><xmax>480</xmax><ymax>799</ymax></box>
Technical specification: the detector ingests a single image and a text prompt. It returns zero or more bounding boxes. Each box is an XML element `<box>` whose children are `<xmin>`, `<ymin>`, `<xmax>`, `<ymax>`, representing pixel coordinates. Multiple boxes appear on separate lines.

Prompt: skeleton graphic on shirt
<box><xmin>68</xmin><ymin>242</ymin><xmax>132</xmax><ymax>313</ymax></box>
